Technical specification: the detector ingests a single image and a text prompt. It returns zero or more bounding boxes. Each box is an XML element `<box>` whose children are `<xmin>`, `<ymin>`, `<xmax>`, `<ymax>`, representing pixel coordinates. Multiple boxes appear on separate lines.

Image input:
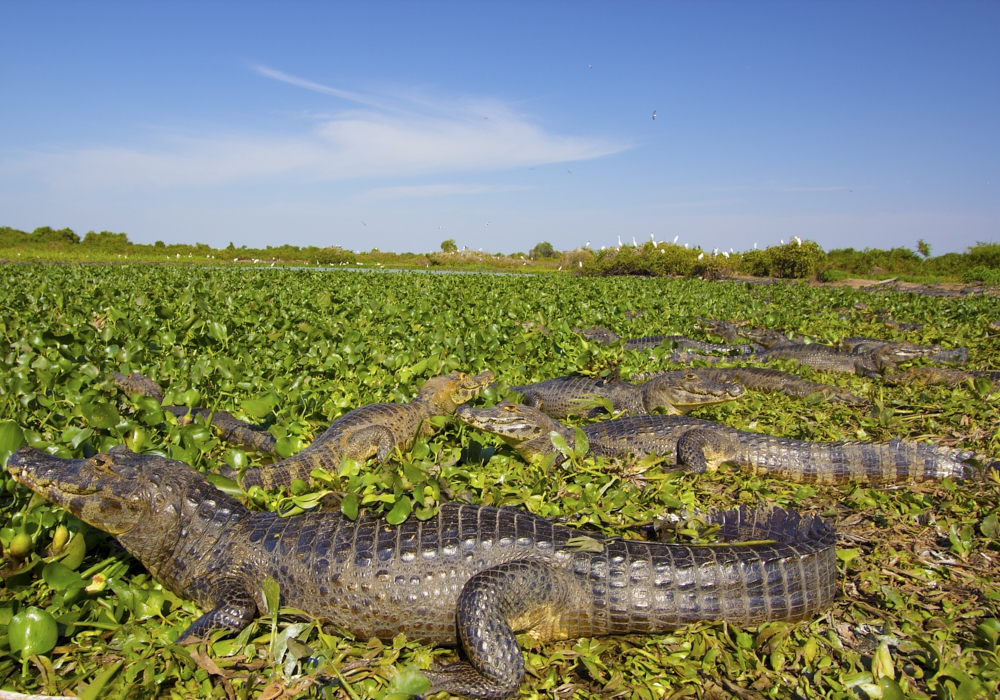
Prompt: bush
<box><xmin>739</xmin><ymin>240</ymin><xmax>825</xmax><ymax>279</ymax></box>
<box><xmin>529</xmin><ymin>241</ymin><xmax>557</xmax><ymax>260</ymax></box>
<box><xmin>314</xmin><ymin>247</ymin><xmax>356</xmax><ymax>265</ymax></box>
<box><xmin>962</xmin><ymin>266</ymin><xmax>1000</xmax><ymax>287</ymax></box>
<box><xmin>965</xmin><ymin>242</ymin><xmax>1000</xmax><ymax>270</ymax></box>
<box><xmin>440</xmin><ymin>239</ymin><xmax>457</xmax><ymax>253</ymax></box>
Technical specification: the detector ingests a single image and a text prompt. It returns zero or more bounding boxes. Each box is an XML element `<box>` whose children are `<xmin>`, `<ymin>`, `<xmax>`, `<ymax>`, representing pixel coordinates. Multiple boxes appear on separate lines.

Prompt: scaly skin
<box><xmin>508</xmin><ymin>373</ymin><xmax>744</xmax><ymax>419</ymax></box>
<box><xmin>457</xmin><ymin>401</ymin><xmax>979</xmax><ymax>485</ymax></box>
<box><xmin>883</xmin><ymin>368</ymin><xmax>1000</xmax><ymax>387</ymax></box>
<box><xmin>112</xmin><ymin>372</ymin><xmax>277</xmax><ymax>453</ymax></box>
<box><xmin>238</xmin><ymin>370</ymin><xmax>494</xmax><ymax>491</ymax></box>
<box><xmin>575</xmin><ymin>327</ymin><xmax>757</xmax><ymax>355</ymax></box>
<box><xmin>667</xmin><ymin>342</ymin><xmax>934</xmax><ymax>378</ymax></box>
<box><xmin>629</xmin><ymin>368</ymin><xmax>866</xmax><ymax>406</ymax></box>
<box><xmin>8</xmin><ymin>445</ymin><xmax>837</xmax><ymax>700</ymax></box>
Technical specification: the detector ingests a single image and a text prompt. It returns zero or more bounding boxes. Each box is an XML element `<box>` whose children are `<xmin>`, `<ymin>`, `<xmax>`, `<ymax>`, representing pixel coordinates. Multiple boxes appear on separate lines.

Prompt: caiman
<box><xmin>667</xmin><ymin>342</ymin><xmax>935</xmax><ymax>378</ymax></box>
<box><xmin>8</xmin><ymin>445</ymin><xmax>837</xmax><ymax>700</ymax></box>
<box><xmin>457</xmin><ymin>401</ymin><xmax>979</xmax><ymax>485</ymax></box>
<box><xmin>112</xmin><ymin>372</ymin><xmax>277</xmax><ymax>453</ymax></box>
<box><xmin>575</xmin><ymin>327</ymin><xmax>758</xmax><ymax>355</ymax></box>
<box><xmin>236</xmin><ymin>370</ymin><xmax>494</xmax><ymax>491</ymax></box>
<box><xmin>883</xmin><ymin>367</ymin><xmax>1000</xmax><ymax>387</ymax></box>
<box><xmin>629</xmin><ymin>368</ymin><xmax>866</xmax><ymax>406</ymax></box>
<box><xmin>508</xmin><ymin>373</ymin><xmax>744</xmax><ymax>419</ymax></box>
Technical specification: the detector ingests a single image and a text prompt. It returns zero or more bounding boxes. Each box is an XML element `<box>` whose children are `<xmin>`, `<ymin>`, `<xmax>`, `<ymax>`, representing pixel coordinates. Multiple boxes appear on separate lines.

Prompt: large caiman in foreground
<box><xmin>457</xmin><ymin>401</ymin><xmax>984</xmax><ymax>485</ymax></box>
<box><xmin>236</xmin><ymin>370</ymin><xmax>494</xmax><ymax>491</ymax></box>
<box><xmin>9</xmin><ymin>445</ymin><xmax>836</xmax><ymax>700</ymax></box>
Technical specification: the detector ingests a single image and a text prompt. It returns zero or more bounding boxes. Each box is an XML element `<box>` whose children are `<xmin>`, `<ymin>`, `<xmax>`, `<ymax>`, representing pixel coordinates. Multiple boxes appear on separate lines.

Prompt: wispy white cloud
<box><xmin>359</xmin><ymin>183</ymin><xmax>532</xmax><ymax>199</ymax></box>
<box><xmin>4</xmin><ymin>67</ymin><xmax>629</xmax><ymax>190</ymax></box>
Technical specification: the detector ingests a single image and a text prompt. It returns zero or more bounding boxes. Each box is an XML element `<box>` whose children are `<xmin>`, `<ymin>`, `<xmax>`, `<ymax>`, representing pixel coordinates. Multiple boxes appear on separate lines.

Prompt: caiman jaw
<box><xmin>7</xmin><ymin>446</ymin><xmax>147</xmax><ymax>534</ymax></box>
<box><xmin>8</xmin><ymin>447</ymin><xmax>95</xmax><ymax>500</ymax></box>
<box><xmin>456</xmin><ymin>402</ymin><xmax>549</xmax><ymax>442</ymax></box>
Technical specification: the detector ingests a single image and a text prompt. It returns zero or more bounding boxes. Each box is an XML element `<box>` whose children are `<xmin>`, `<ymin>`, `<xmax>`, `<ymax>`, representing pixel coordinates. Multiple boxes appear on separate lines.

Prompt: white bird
<box><xmin>698</xmin><ymin>252</ymin><xmax>704</xmax><ymax>260</ymax></box>
<box><xmin>713</xmin><ymin>247</ymin><xmax>718</xmax><ymax>255</ymax></box>
<box><xmin>632</xmin><ymin>236</ymin><xmax>638</xmax><ymax>247</ymax></box>
<box><xmin>780</xmin><ymin>239</ymin><xmax>784</xmax><ymax>245</ymax></box>
<box><xmin>795</xmin><ymin>236</ymin><xmax>802</xmax><ymax>246</ymax></box>
<box><xmin>684</xmin><ymin>243</ymin><xmax>689</xmax><ymax>249</ymax></box>
<box><xmin>650</xmin><ymin>232</ymin><xmax>655</xmax><ymax>241</ymax></box>
<box><xmin>723</xmin><ymin>251</ymin><xmax>730</xmax><ymax>258</ymax></box>
<box><xmin>600</xmin><ymin>246</ymin><xmax>606</xmax><ymax>251</ymax></box>
<box><xmin>653</xmin><ymin>241</ymin><xmax>658</xmax><ymax>248</ymax></box>
<box><xmin>578</xmin><ymin>261</ymin><xmax>583</xmax><ymax>267</ymax></box>
<box><xmin>585</xmin><ymin>241</ymin><xmax>590</xmax><ymax>248</ymax></box>
<box><xmin>652</xmin><ymin>110</ymin><xmax>657</xmax><ymax>120</ymax></box>
<box><xmin>617</xmin><ymin>235</ymin><xmax>623</xmax><ymax>247</ymax></box>
<box><xmin>588</xmin><ymin>63</ymin><xmax>592</xmax><ymax>68</ymax></box>
<box><xmin>754</xmin><ymin>242</ymin><xmax>758</xmax><ymax>249</ymax></box>
<box><xmin>673</xmin><ymin>235</ymin><xmax>679</xmax><ymax>243</ymax></box>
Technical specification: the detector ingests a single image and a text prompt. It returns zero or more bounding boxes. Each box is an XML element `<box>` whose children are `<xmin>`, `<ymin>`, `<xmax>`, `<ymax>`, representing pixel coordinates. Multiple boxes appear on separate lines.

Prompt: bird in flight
<box><xmin>361</xmin><ymin>221</ymin><xmax>366</xmax><ymax>226</ymax></box>
<box><xmin>652</xmin><ymin>110</ymin><xmax>657</xmax><ymax>120</ymax></box>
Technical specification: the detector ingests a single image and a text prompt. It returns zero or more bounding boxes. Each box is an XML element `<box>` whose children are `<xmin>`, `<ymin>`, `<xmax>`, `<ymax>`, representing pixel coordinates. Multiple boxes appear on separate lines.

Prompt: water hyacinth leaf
<box><xmin>550</xmin><ymin>431</ymin><xmax>573</xmax><ymax>458</ymax></box>
<box><xmin>341</xmin><ymin>492</ymin><xmax>359</xmax><ymax>520</ymax></box>
<box><xmin>275</xmin><ymin>436</ymin><xmax>306</xmax><ymax>458</ymax></box>
<box><xmin>8</xmin><ymin>606</ymin><xmax>59</xmax><ymax>657</ymax></box>
<box><xmin>241</xmin><ymin>398</ymin><xmax>273</xmax><ymax>419</ymax></box>
<box><xmin>80</xmin><ymin>403</ymin><xmax>120</xmax><ymax>429</ymax></box>
<box><xmin>58</xmin><ymin>531</ymin><xmax>88</xmax><ymax>570</ymax></box>
<box><xmin>387</xmin><ymin>665</ymin><xmax>431</xmax><ymax>697</ymax></box>
<box><xmin>0</xmin><ymin>420</ymin><xmax>27</xmax><ymax>467</ymax></box>
<box><xmin>207</xmin><ymin>320</ymin><xmax>228</xmax><ymax>343</ymax></box>
<box><xmin>42</xmin><ymin>561</ymin><xmax>87</xmax><ymax>592</ymax></box>
<box><xmin>386</xmin><ymin>495</ymin><xmax>412</xmax><ymax>525</ymax></box>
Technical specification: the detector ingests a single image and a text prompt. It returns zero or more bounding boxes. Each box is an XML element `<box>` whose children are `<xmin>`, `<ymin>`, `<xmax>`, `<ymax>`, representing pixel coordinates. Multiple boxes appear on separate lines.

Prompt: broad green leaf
<box><xmin>42</xmin><ymin>562</ymin><xmax>87</xmax><ymax>592</ymax></box>
<box><xmin>0</xmin><ymin>420</ymin><xmax>26</xmax><ymax>467</ymax></box>
<box><xmin>386</xmin><ymin>496</ymin><xmax>412</xmax><ymax>525</ymax></box>
<box><xmin>9</xmin><ymin>606</ymin><xmax>58</xmax><ymax>657</ymax></box>
<box><xmin>241</xmin><ymin>399</ymin><xmax>273</xmax><ymax>419</ymax></box>
<box><xmin>275</xmin><ymin>436</ymin><xmax>306</xmax><ymax>458</ymax></box>
<box><xmin>387</xmin><ymin>665</ymin><xmax>431</xmax><ymax>697</ymax></box>
<box><xmin>341</xmin><ymin>493</ymin><xmax>359</xmax><ymax>520</ymax></box>
<box><xmin>80</xmin><ymin>402</ymin><xmax>120</xmax><ymax>429</ymax></box>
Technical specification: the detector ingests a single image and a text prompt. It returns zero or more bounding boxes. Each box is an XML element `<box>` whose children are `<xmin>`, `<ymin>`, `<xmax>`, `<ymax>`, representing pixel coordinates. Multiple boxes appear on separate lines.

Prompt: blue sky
<box><xmin>2</xmin><ymin>1</ymin><xmax>997</xmax><ymax>255</ymax></box>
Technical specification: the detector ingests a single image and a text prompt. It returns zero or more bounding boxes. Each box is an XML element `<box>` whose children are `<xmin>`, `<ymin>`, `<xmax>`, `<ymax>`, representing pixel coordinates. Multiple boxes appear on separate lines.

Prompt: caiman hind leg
<box><xmin>675</xmin><ymin>427</ymin><xmax>741</xmax><ymax>474</ymax></box>
<box><xmin>425</xmin><ymin>560</ymin><xmax>570</xmax><ymax>700</ymax></box>
<box><xmin>343</xmin><ymin>424</ymin><xmax>400</xmax><ymax>463</ymax></box>
<box><xmin>176</xmin><ymin>579</ymin><xmax>257</xmax><ymax>644</ymax></box>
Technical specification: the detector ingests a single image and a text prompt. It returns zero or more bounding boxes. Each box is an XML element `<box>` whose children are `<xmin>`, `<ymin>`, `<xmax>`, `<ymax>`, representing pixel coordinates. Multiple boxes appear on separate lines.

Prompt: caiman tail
<box><xmin>427</xmin><ymin>505</ymin><xmax>837</xmax><ymax>699</ymax></box>
<box><xmin>678</xmin><ymin>430</ymin><xmax>976</xmax><ymax>485</ymax></box>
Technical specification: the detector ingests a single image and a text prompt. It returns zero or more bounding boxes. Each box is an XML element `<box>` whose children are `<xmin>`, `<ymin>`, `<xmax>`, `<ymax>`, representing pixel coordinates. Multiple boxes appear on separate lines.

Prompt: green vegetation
<box><xmin>1</xmin><ymin>264</ymin><xmax>998</xmax><ymax>698</ymax></box>
<box><xmin>582</xmin><ymin>239</ymin><xmax>1000</xmax><ymax>282</ymax></box>
<box><xmin>4</xmin><ymin>225</ymin><xmax>999</xmax><ymax>283</ymax></box>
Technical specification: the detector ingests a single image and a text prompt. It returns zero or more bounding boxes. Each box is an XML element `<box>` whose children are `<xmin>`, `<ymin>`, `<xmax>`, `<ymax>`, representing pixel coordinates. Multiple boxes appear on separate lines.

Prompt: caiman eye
<box><xmin>684</xmin><ymin>373</ymin><xmax>697</xmax><ymax>380</ymax></box>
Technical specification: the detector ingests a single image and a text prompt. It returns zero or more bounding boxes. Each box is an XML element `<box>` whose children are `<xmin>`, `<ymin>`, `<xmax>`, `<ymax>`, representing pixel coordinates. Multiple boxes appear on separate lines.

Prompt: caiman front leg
<box><xmin>176</xmin><ymin>579</ymin><xmax>258</xmax><ymax>644</ymax></box>
<box><xmin>425</xmin><ymin>560</ymin><xmax>570</xmax><ymax>700</ymax></box>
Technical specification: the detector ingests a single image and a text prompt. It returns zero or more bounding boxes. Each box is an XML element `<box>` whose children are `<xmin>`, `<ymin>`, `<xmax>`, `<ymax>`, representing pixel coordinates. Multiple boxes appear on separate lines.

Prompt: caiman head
<box><xmin>641</xmin><ymin>373</ymin><xmax>744</xmax><ymax>414</ymax></box>
<box><xmin>456</xmin><ymin>400</ymin><xmax>570</xmax><ymax>460</ymax></box>
<box><xmin>574</xmin><ymin>327</ymin><xmax>621</xmax><ymax>345</ymax></box>
<box><xmin>417</xmin><ymin>369</ymin><xmax>495</xmax><ymax>413</ymax></box>
<box><xmin>7</xmin><ymin>445</ymin><xmax>232</xmax><ymax>537</ymax></box>
<box><xmin>875</xmin><ymin>342</ymin><xmax>935</xmax><ymax>368</ymax></box>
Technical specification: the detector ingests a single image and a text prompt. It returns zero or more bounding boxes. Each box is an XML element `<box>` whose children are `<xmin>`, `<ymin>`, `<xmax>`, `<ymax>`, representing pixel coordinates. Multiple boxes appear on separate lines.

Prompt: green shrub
<box><xmin>965</xmin><ymin>242</ymin><xmax>1000</xmax><ymax>269</ymax></box>
<box><xmin>962</xmin><ymin>266</ymin><xmax>1000</xmax><ymax>286</ymax></box>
